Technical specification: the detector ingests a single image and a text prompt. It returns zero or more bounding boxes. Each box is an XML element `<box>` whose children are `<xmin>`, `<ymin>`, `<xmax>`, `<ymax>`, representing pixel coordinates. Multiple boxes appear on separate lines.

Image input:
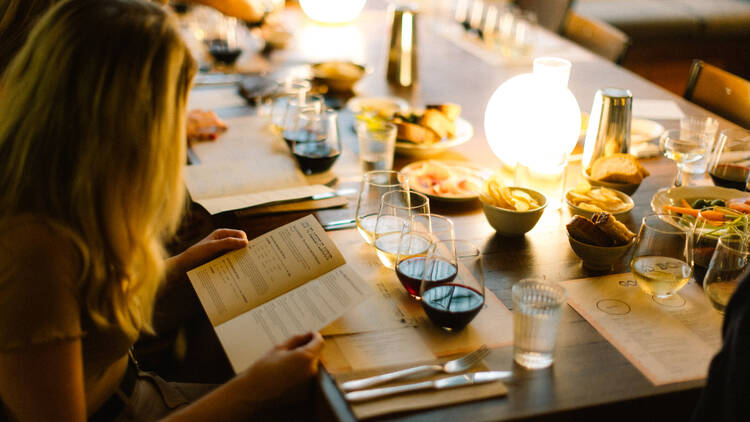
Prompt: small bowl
<box><xmin>311</xmin><ymin>61</ymin><xmax>367</xmax><ymax>92</ymax></box>
<box><xmin>565</xmin><ymin>189</ymin><xmax>634</xmax><ymax>219</ymax></box>
<box><xmin>567</xmin><ymin>234</ymin><xmax>634</xmax><ymax>271</ymax></box>
<box><xmin>583</xmin><ymin>169</ymin><xmax>641</xmax><ymax>195</ymax></box>
<box><xmin>480</xmin><ymin>187</ymin><xmax>547</xmax><ymax>236</ymax></box>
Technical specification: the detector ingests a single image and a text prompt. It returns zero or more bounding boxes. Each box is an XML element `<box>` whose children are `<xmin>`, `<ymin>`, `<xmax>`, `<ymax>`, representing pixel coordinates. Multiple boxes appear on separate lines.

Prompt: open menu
<box><xmin>561</xmin><ymin>273</ymin><xmax>722</xmax><ymax>385</ymax></box>
<box><xmin>187</xmin><ymin>215</ymin><xmax>374</xmax><ymax>373</ymax></box>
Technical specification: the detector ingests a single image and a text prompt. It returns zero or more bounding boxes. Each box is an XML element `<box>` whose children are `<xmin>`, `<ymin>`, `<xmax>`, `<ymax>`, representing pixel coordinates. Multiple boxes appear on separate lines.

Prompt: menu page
<box><xmin>188</xmin><ymin>215</ymin><xmax>345</xmax><ymax>325</ymax></box>
<box><xmin>561</xmin><ymin>273</ymin><xmax>723</xmax><ymax>385</ymax></box>
<box><xmin>196</xmin><ymin>184</ymin><xmax>333</xmax><ymax>215</ymax></box>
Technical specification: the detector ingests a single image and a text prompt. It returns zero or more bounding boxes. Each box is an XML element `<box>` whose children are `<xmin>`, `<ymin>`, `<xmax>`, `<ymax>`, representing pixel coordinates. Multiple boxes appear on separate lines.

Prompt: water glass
<box><xmin>630</xmin><ymin>214</ymin><xmax>694</xmax><ymax>298</ymax></box>
<box><xmin>512</xmin><ymin>279</ymin><xmax>566</xmax><ymax>369</ymax></box>
<box><xmin>290</xmin><ymin>109</ymin><xmax>341</xmax><ymax>175</ymax></box>
<box><xmin>707</xmin><ymin>128</ymin><xmax>750</xmax><ymax>191</ymax></box>
<box><xmin>395</xmin><ymin>214</ymin><xmax>455</xmax><ymax>298</ymax></box>
<box><xmin>703</xmin><ymin>233</ymin><xmax>750</xmax><ymax>313</ymax></box>
<box><xmin>421</xmin><ymin>241</ymin><xmax>484</xmax><ymax>331</ymax></box>
<box><xmin>354</xmin><ymin>170</ymin><xmax>408</xmax><ymax>245</ymax></box>
<box><xmin>355</xmin><ymin>120</ymin><xmax>397</xmax><ymax>172</ymax></box>
<box><xmin>681</xmin><ymin>116</ymin><xmax>719</xmax><ymax>174</ymax></box>
<box><xmin>373</xmin><ymin>190</ymin><xmax>429</xmax><ymax>269</ymax></box>
<box><xmin>660</xmin><ymin>129</ymin><xmax>707</xmax><ymax>187</ymax></box>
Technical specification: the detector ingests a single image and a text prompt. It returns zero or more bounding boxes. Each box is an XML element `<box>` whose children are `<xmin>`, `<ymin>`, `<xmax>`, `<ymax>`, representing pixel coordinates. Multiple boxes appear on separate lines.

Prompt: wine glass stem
<box><xmin>674</xmin><ymin>164</ymin><xmax>683</xmax><ymax>187</ymax></box>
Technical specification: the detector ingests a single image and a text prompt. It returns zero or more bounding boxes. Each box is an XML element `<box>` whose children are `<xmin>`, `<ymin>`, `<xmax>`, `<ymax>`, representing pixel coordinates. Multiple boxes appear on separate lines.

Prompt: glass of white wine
<box><xmin>373</xmin><ymin>190</ymin><xmax>429</xmax><ymax>268</ymax></box>
<box><xmin>630</xmin><ymin>214</ymin><xmax>695</xmax><ymax>298</ymax></box>
<box><xmin>660</xmin><ymin>129</ymin><xmax>707</xmax><ymax>187</ymax></box>
<box><xmin>354</xmin><ymin>171</ymin><xmax>408</xmax><ymax>245</ymax></box>
<box><xmin>703</xmin><ymin>233</ymin><xmax>749</xmax><ymax>313</ymax></box>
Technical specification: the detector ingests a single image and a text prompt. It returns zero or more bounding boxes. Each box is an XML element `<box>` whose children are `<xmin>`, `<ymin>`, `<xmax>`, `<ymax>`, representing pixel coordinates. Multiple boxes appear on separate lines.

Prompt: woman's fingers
<box><xmin>208</xmin><ymin>228</ymin><xmax>248</xmax><ymax>241</ymax></box>
<box><xmin>278</xmin><ymin>332</ymin><xmax>315</xmax><ymax>350</ymax></box>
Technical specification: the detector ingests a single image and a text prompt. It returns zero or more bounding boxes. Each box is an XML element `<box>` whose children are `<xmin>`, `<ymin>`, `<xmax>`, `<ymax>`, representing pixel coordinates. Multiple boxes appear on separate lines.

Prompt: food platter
<box><xmin>395</xmin><ymin>118</ymin><xmax>473</xmax><ymax>157</ymax></box>
<box><xmin>650</xmin><ymin>186</ymin><xmax>749</xmax><ymax>215</ymax></box>
<box><xmin>346</xmin><ymin>96</ymin><xmax>409</xmax><ymax>115</ymax></box>
<box><xmin>401</xmin><ymin>159</ymin><xmax>489</xmax><ymax>202</ymax></box>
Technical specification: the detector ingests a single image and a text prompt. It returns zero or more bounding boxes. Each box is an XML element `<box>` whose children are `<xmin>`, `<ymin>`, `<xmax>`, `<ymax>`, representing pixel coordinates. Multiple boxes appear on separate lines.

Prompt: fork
<box><xmin>340</xmin><ymin>344</ymin><xmax>489</xmax><ymax>391</ymax></box>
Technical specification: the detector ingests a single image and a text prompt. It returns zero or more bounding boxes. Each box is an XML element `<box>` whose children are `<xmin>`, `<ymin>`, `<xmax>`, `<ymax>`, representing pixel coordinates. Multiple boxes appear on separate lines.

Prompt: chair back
<box><xmin>514</xmin><ymin>0</ymin><xmax>573</xmax><ymax>34</ymax></box>
<box><xmin>684</xmin><ymin>60</ymin><xmax>750</xmax><ymax>129</ymax></box>
<box><xmin>563</xmin><ymin>11</ymin><xmax>630</xmax><ymax>64</ymax></box>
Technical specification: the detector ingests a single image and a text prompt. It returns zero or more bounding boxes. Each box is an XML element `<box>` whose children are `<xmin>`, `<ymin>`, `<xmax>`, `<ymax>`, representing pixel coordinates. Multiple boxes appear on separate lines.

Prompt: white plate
<box><xmin>401</xmin><ymin>160</ymin><xmax>489</xmax><ymax>202</ymax></box>
<box><xmin>395</xmin><ymin>118</ymin><xmax>474</xmax><ymax>157</ymax></box>
<box><xmin>346</xmin><ymin>96</ymin><xmax>409</xmax><ymax>115</ymax></box>
<box><xmin>631</xmin><ymin>118</ymin><xmax>665</xmax><ymax>144</ymax></box>
<box><xmin>650</xmin><ymin>186</ymin><xmax>749</xmax><ymax>214</ymax></box>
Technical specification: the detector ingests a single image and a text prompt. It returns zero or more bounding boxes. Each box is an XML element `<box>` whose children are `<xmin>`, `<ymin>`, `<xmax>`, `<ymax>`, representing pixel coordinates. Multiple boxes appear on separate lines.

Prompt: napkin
<box><xmin>632</xmin><ymin>99</ymin><xmax>685</xmax><ymax>120</ymax></box>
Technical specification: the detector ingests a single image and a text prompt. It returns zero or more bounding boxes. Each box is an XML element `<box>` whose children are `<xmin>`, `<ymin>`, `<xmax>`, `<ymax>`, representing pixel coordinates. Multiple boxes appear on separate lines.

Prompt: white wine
<box><xmin>374</xmin><ymin>232</ymin><xmax>431</xmax><ymax>269</ymax></box>
<box><xmin>356</xmin><ymin>214</ymin><xmax>378</xmax><ymax>245</ymax></box>
<box><xmin>705</xmin><ymin>281</ymin><xmax>737</xmax><ymax>313</ymax></box>
<box><xmin>631</xmin><ymin>256</ymin><xmax>692</xmax><ymax>298</ymax></box>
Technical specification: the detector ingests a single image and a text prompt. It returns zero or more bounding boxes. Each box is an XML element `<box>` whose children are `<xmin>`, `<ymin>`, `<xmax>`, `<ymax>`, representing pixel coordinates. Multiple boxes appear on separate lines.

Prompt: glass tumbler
<box><xmin>512</xmin><ymin>279</ymin><xmax>566</xmax><ymax>369</ymax></box>
<box><xmin>703</xmin><ymin>233</ymin><xmax>750</xmax><ymax>313</ymax></box>
<box><xmin>373</xmin><ymin>190</ymin><xmax>429</xmax><ymax>269</ymax></box>
<box><xmin>354</xmin><ymin>170</ymin><xmax>408</xmax><ymax>245</ymax></box>
<box><xmin>680</xmin><ymin>116</ymin><xmax>719</xmax><ymax>174</ymax></box>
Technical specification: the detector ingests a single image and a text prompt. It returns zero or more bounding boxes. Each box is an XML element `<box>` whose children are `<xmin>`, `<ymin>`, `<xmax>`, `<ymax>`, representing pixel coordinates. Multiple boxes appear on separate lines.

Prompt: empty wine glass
<box><xmin>290</xmin><ymin>109</ymin><xmax>341</xmax><ymax>175</ymax></box>
<box><xmin>394</xmin><ymin>214</ymin><xmax>455</xmax><ymax>298</ymax></box>
<box><xmin>660</xmin><ymin>129</ymin><xmax>707</xmax><ymax>187</ymax></box>
<box><xmin>354</xmin><ymin>170</ymin><xmax>408</xmax><ymax>245</ymax></box>
<box><xmin>707</xmin><ymin>128</ymin><xmax>750</xmax><ymax>191</ymax></box>
<box><xmin>373</xmin><ymin>190</ymin><xmax>429</xmax><ymax>269</ymax></box>
<box><xmin>420</xmin><ymin>241</ymin><xmax>485</xmax><ymax>331</ymax></box>
<box><xmin>703</xmin><ymin>233</ymin><xmax>750</xmax><ymax>313</ymax></box>
<box><xmin>267</xmin><ymin>80</ymin><xmax>312</xmax><ymax>132</ymax></box>
<box><xmin>630</xmin><ymin>214</ymin><xmax>695</xmax><ymax>298</ymax></box>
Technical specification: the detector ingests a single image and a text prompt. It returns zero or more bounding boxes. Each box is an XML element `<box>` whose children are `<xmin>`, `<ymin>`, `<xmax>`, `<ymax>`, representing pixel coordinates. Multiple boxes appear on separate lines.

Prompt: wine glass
<box><xmin>373</xmin><ymin>190</ymin><xmax>429</xmax><ymax>269</ymax></box>
<box><xmin>354</xmin><ymin>171</ymin><xmax>408</xmax><ymax>245</ymax></box>
<box><xmin>660</xmin><ymin>129</ymin><xmax>707</xmax><ymax>187</ymax></box>
<box><xmin>703</xmin><ymin>233</ymin><xmax>750</xmax><ymax>313</ymax></box>
<box><xmin>630</xmin><ymin>214</ymin><xmax>695</xmax><ymax>298</ymax></box>
<box><xmin>394</xmin><ymin>214</ymin><xmax>455</xmax><ymax>298</ymax></box>
<box><xmin>707</xmin><ymin>128</ymin><xmax>750</xmax><ymax>191</ymax></box>
<box><xmin>290</xmin><ymin>109</ymin><xmax>341</xmax><ymax>175</ymax></box>
<box><xmin>420</xmin><ymin>241</ymin><xmax>485</xmax><ymax>331</ymax></box>
<box><xmin>206</xmin><ymin>16</ymin><xmax>244</xmax><ymax>66</ymax></box>
<box><xmin>279</xmin><ymin>93</ymin><xmax>324</xmax><ymax>145</ymax></box>
<box><xmin>680</xmin><ymin>116</ymin><xmax>719</xmax><ymax>175</ymax></box>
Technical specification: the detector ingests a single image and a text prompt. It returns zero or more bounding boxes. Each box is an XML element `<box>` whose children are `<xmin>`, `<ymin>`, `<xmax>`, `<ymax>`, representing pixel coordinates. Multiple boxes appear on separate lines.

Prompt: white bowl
<box><xmin>480</xmin><ymin>187</ymin><xmax>547</xmax><ymax>236</ymax></box>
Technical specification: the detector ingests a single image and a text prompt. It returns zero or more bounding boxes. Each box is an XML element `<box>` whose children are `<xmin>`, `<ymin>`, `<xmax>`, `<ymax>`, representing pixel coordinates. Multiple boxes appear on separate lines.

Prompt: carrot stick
<box><xmin>665</xmin><ymin>205</ymin><xmax>699</xmax><ymax>217</ymax></box>
<box><xmin>728</xmin><ymin>202</ymin><xmax>750</xmax><ymax>214</ymax></box>
<box><xmin>698</xmin><ymin>210</ymin><xmax>727</xmax><ymax>221</ymax></box>
<box><xmin>681</xmin><ymin>198</ymin><xmax>693</xmax><ymax>209</ymax></box>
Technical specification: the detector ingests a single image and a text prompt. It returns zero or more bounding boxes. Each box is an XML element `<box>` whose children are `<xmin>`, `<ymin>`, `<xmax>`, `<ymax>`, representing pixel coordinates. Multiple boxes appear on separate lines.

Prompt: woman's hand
<box><xmin>240</xmin><ymin>332</ymin><xmax>324</xmax><ymax>401</ymax></box>
<box><xmin>166</xmin><ymin>228</ymin><xmax>248</xmax><ymax>276</ymax></box>
<box><xmin>186</xmin><ymin>109</ymin><xmax>228</xmax><ymax>142</ymax></box>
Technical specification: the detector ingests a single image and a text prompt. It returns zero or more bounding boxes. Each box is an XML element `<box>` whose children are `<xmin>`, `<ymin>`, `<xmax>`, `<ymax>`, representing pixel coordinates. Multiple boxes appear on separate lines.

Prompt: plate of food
<box><xmin>346</xmin><ymin>96</ymin><xmax>409</xmax><ymax>116</ymax></box>
<box><xmin>394</xmin><ymin>104</ymin><xmax>473</xmax><ymax>157</ymax></box>
<box><xmin>400</xmin><ymin>160</ymin><xmax>489</xmax><ymax>202</ymax></box>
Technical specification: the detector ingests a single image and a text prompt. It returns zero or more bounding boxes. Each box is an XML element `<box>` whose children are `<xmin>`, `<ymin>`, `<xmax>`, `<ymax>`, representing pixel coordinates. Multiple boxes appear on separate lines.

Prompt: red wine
<box><xmin>206</xmin><ymin>39</ymin><xmax>241</xmax><ymax>65</ymax></box>
<box><xmin>709</xmin><ymin>164</ymin><xmax>750</xmax><ymax>191</ymax></box>
<box><xmin>395</xmin><ymin>257</ymin><xmax>458</xmax><ymax>298</ymax></box>
<box><xmin>282</xmin><ymin>129</ymin><xmax>324</xmax><ymax>149</ymax></box>
<box><xmin>293</xmin><ymin>142</ymin><xmax>340</xmax><ymax>174</ymax></box>
<box><xmin>422</xmin><ymin>284</ymin><xmax>484</xmax><ymax>331</ymax></box>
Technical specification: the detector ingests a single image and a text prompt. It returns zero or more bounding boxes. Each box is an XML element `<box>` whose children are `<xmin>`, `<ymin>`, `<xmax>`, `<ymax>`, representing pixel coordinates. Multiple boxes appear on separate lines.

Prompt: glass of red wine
<box><xmin>206</xmin><ymin>17</ymin><xmax>244</xmax><ymax>66</ymax></box>
<box><xmin>290</xmin><ymin>109</ymin><xmax>341</xmax><ymax>175</ymax></box>
<box><xmin>279</xmin><ymin>93</ymin><xmax>324</xmax><ymax>146</ymax></box>
<box><xmin>420</xmin><ymin>241</ymin><xmax>485</xmax><ymax>331</ymax></box>
<box><xmin>707</xmin><ymin>128</ymin><xmax>750</xmax><ymax>191</ymax></box>
<box><xmin>395</xmin><ymin>214</ymin><xmax>455</xmax><ymax>299</ymax></box>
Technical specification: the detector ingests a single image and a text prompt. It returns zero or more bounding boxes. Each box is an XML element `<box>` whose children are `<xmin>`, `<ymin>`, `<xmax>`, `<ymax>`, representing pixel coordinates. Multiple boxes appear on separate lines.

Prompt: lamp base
<box><xmin>514</xmin><ymin>162</ymin><xmax>566</xmax><ymax>211</ymax></box>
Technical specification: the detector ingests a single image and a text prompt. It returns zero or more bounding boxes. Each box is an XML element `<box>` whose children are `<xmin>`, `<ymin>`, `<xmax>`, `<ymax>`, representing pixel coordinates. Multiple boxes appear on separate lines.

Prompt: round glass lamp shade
<box><xmin>300</xmin><ymin>0</ymin><xmax>367</xmax><ymax>24</ymax></box>
<box><xmin>484</xmin><ymin>57</ymin><xmax>581</xmax><ymax>173</ymax></box>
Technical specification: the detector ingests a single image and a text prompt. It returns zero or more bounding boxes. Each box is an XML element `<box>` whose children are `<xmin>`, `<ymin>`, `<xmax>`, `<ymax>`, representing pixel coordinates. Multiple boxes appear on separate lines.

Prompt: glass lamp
<box><xmin>484</xmin><ymin>57</ymin><xmax>581</xmax><ymax>208</ymax></box>
<box><xmin>299</xmin><ymin>0</ymin><xmax>367</xmax><ymax>24</ymax></box>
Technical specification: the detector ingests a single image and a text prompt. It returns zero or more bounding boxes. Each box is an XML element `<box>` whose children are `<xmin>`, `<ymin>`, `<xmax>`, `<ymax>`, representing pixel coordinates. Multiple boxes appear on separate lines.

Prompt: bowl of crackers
<box><xmin>311</xmin><ymin>61</ymin><xmax>367</xmax><ymax>92</ymax></box>
<box><xmin>566</xmin><ymin>182</ymin><xmax>634</xmax><ymax>219</ymax></box>
<box><xmin>480</xmin><ymin>175</ymin><xmax>547</xmax><ymax>236</ymax></box>
<box><xmin>584</xmin><ymin>153</ymin><xmax>649</xmax><ymax>195</ymax></box>
<box><xmin>566</xmin><ymin>212</ymin><xmax>636</xmax><ymax>270</ymax></box>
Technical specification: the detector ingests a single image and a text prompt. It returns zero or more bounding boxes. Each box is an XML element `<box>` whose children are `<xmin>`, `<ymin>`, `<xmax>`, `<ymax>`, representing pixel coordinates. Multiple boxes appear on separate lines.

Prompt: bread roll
<box><xmin>591</xmin><ymin>212</ymin><xmax>635</xmax><ymax>245</ymax></box>
<box><xmin>566</xmin><ymin>215</ymin><xmax>612</xmax><ymax>246</ymax></box>
<box><xmin>590</xmin><ymin>153</ymin><xmax>649</xmax><ymax>184</ymax></box>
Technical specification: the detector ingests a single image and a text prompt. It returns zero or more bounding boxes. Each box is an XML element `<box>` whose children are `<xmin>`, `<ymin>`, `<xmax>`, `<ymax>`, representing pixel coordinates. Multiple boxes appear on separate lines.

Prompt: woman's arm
<box><xmin>0</xmin><ymin>340</ymin><xmax>87</xmax><ymax>422</ymax></box>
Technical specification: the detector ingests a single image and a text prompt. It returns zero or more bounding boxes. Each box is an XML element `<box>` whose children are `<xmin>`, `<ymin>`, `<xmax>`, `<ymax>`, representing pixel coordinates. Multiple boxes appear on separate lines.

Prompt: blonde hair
<box><xmin>0</xmin><ymin>0</ymin><xmax>196</xmax><ymax>338</ymax></box>
<box><xmin>0</xmin><ymin>0</ymin><xmax>59</xmax><ymax>73</ymax></box>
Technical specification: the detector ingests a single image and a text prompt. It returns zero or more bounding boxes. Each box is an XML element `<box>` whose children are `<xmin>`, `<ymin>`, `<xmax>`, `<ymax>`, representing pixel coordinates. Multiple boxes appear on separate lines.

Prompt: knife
<box><xmin>254</xmin><ymin>188</ymin><xmax>357</xmax><ymax>209</ymax></box>
<box><xmin>344</xmin><ymin>371</ymin><xmax>511</xmax><ymax>402</ymax></box>
<box><xmin>323</xmin><ymin>218</ymin><xmax>356</xmax><ymax>231</ymax></box>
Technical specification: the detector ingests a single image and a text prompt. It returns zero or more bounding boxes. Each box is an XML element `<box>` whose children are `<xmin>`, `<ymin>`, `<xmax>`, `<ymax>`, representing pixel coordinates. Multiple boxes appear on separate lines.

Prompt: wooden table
<box><xmin>189</xmin><ymin>2</ymin><xmax>745</xmax><ymax>420</ymax></box>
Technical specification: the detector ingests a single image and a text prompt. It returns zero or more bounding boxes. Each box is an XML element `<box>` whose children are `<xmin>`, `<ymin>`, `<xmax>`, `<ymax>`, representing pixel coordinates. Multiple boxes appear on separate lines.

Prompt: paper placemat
<box><xmin>561</xmin><ymin>273</ymin><xmax>722</xmax><ymax>385</ymax></box>
<box><xmin>334</xmin><ymin>364</ymin><xmax>508</xmax><ymax>420</ymax></box>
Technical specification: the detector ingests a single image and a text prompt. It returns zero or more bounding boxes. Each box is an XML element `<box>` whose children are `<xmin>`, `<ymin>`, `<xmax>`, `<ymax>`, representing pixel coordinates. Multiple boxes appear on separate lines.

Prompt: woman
<box><xmin>0</xmin><ymin>0</ymin><xmax>322</xmax><ymax>420</ymax></box>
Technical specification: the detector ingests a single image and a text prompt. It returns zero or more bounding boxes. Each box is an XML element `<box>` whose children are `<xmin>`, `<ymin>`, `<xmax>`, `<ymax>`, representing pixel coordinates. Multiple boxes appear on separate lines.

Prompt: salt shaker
<box><xmin>386</xmin><ymin>3</ymin><xmax>419</xmax><ymax>88</ymax></box>
<box><xmin>581</xmin><ymin>88</ymin><xmax>633</xmax><ymax>171</ymax></box>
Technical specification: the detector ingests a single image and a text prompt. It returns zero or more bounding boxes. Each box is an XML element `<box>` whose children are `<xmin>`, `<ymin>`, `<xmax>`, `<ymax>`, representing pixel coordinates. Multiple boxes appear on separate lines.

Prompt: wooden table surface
<box><xmin>192</xmin><ymin>2</ymin><xmax>745</xmax><ymax>421</ymax></box>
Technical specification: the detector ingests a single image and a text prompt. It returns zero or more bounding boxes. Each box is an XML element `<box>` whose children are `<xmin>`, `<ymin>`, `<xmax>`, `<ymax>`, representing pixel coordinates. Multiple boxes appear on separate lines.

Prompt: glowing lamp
<box><xmin>299</xmin><ymin>0</ymin><xmax>367</xmax><ymax>24</ymax></box>
<box><xmin>484</xmin><ymin>57</ymin><xmax>581</xmax><ymax>207</ymax></box>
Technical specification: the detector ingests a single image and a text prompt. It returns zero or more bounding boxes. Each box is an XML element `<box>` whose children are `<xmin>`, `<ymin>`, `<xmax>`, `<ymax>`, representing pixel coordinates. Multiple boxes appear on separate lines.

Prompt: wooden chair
<box><xmin>684</xmin><ymin>60</ymin><xmax>750</xmax><ymax>129</ymax></box>
<box><xmin>514</xmin><ymin>0</ymin><xmax>573</xmax><ymax>34</ymax></box>
<box><xmin>563</xmin><ymin>11</ymin><xmax>630</xmax><ymax>64</ymax></box>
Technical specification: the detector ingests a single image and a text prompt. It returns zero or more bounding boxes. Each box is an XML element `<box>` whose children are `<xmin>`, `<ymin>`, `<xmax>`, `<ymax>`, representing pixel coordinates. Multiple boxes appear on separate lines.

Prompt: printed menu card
<box><xmin>561</xmin><ymin>273</ymin><xmax>722</xmax><ymax>385</ymax></box>
<box><xmin>188</xmin><ymin>215</ymin><xmax>374</xmax><ymax>373</ymax></box>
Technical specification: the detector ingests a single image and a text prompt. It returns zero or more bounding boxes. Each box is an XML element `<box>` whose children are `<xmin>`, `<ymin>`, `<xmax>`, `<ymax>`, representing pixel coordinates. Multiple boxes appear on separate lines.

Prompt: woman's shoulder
<box><xmin>0</xmin><ymin>214</ymin><xmax>84</xmax><ymax>270</ymax></box>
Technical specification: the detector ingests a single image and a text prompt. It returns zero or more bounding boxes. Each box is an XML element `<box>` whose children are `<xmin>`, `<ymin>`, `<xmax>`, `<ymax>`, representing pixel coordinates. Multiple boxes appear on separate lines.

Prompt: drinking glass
<box><xmin>630</xmin><ymin>214</ymin><xmax>695</xmax><ymax>298</ymax></box>
<box><xmin>354</xmin><ymin>171</ymin><xmax>408</xmax><ymax>245</ymax></box>
<box><xmin>373</xmin><ymin>190</ymin><xmax>429</xmax><ymax>268</ymax></box>
<box><xmin>707</xmin><ymin>128</ymin><xmax>750</xmax><ymax>191</ymax></box>
<box><xmin>681</xmin><ymin>116</ymin><xmax>719</xmax><ymax>174</ymax></box>
<box><xmin>268</xmin><ymin>81</ymin><xmax>312</xmax><ymax>131</ymax></box>
<box><xmin>512</xmin><ymin>279</ymin><xmax>566</xmax><ymax>369</ymax></box>
<box><xmin>703</xmin><ymin>233</ymin><xmax>750</xmax><ymax>313</ymax></box>
<box><xmin>290</xmin><ymin>109</ymin><xmax>341</xmax><ymax>175</ymax></box>
<box><xmin>660</xmin><ymin>129</ymin><xmax>707</xmax><ymax>187</ymax></box>
<box><xmin>355</xmin><ymin>120</ymin><xmax>397</xmax><ymax>172</ymax></box>
<box><xmin>279</xmin><ymin>93</ymin><xmax>325</xmax><ymax>147</ymax></box>
<box><xmin>421</xmin><ymin>241</ymin><xmax>484</xmax><ymax>331</ymax></box>
<box><xmin>205</xmin><ymin>16</ymin><xmax>245</xmax><ymax>66</ymax></box>
<box><xmin>395</xmin><ymin>214</ymin><xmax>455</xmax><ymax>298</ymax></box>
